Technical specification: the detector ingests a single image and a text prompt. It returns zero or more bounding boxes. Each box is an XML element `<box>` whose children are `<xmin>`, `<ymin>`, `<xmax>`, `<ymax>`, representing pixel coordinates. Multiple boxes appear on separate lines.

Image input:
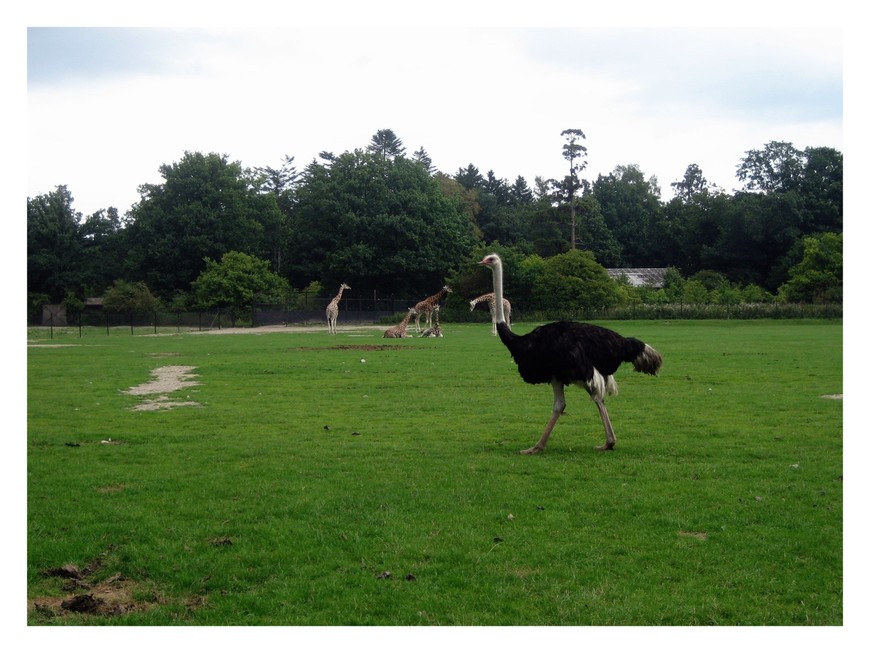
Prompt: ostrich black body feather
<box><xmin>496</xmin><ymin>320</ymin><xmax>652</xmax><ymax>386</ymax></box>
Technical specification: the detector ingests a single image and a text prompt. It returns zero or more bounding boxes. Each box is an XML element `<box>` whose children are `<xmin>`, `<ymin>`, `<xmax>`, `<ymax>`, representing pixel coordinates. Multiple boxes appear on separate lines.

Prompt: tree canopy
<box><xmin>27</xmin><ymin>130</ymin><xmax>843</xmax><ymax>316</ymax></box>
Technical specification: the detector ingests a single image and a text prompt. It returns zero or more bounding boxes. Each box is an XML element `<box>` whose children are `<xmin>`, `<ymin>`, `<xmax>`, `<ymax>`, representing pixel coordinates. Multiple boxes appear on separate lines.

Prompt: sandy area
<box><xmin>123</xmin><ymin>365</ymin><xmax>201</xmax><ymax>411</ymax></box>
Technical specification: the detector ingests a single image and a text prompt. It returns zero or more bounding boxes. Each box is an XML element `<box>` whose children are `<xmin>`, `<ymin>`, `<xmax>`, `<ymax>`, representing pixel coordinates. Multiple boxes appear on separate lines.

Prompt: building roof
<box><xmin>606</xmin><ymin>268</ymin><xmax>668</xmax><ymax>288</ymax></box>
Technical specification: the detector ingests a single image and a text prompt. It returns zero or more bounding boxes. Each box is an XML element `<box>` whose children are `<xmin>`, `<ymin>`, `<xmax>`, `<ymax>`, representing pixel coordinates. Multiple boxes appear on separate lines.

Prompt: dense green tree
<box><xmin>367</xmin><ymin>129</ymin><xmax>406</xmax><ymax>161</ymax></box>
<box><xmin>778</xmin><ymin>232</ymin><xmax>842</xmax><ymax>303</ymax></box>
<box><xmin>593</xmin><ymin>164</ymin><xmax>662</xmax><ymax>265</ymax></box>
<box><xmin>682</xmin><ymin>279</ymin><xmax>709</xmax><ymax>304</ymax></box>
<box><xmin>287</xmin><ymin>150</ymin><xmax>476</xmax><ymax>295</ymax></box>
<box><xmin>123</xmin><ymin>152</ymin><xmax>284</xmax><ymax>299</ymax></box>
<box><xmin>79</xmin><ymin>207</ymin><xmax>126</xmax><ymax>295</ymax></box>
<box><xmin>799</xmin><ymin>146</ymin><xmax>843</xmax><ymax>233</ymax></box>
<box><xmin>671</xmin><ymin>163</ymin><xmax>709</xmax><ymax>201</ymax></box>
<box><xmin>736</xmin><ymin>141</ymin><xmax>805</xmax><ymax>193</ymax></box>
<box><xmin>508</xmin><ymin>176</ymin><xmax>535</xmax><ymax>206</ymax></box>
<box><xmin>102</xmin><ymin>279</ymin><xmax>161</xmax><ymax>315</ymax></box>
<box><xmin>483</xmin><ymin>170</ymin><xmax>511</xmax><ymax>205</ymax></box>
<box><xmin>254</xmin><ymin>155</ymin><xmax>298</xmax><ymax>197</ymax></box>
<box><xmin>27</xmin><ymin>185</ymin><xmax>86</xmax><ymax>302</ymax></box>
<box><xmin>412</xmin><ymin>147</ymin><xmax>437</xmax><ymax>174</ymax></box>
<box><xmin>27</xmin><ymin>132</ymin><xmax>843</xmax><ymax>311</ymax></box>
<box><xmin>526</xmin><ymin>204</ymin><xmax>569</xmax><ymax>257</ymax></box>
<box><xmin>191</xmin><ymin>251</ymin><xmax>288</xmax><ymax>319</ymax></box>
<box><xmin>455</xmin><ymin>163</ymin><xmax>484</xmax><ymax>190</ymax></box>
<box><xmin>529</xmin><ymin>249</ymin><xmax>620</xmax><ymax>313</ymax></box>
<box><xmin>574</xmin><ymin>195</ymin><xmax>621</xmax><ymax>266</ymax></box>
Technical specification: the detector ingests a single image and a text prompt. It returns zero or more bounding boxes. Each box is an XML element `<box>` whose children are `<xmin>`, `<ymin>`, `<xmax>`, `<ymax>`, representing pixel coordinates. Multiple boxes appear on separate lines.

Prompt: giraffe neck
<box><xmin>470</xmin><ymin>293</ymin><xmax>492</xmax><ymax>309</ymax></box>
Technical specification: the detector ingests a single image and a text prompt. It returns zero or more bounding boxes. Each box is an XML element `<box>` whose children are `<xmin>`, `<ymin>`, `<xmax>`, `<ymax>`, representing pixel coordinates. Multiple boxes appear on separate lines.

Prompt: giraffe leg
<box><xmin>594</xmin><ymin>399</ymin><xmax>616</xmax><ymax>450</ymax></box>
<box><xmin>521</xmin><ymin>381</ymin><xmax>566</xmax><ymax>455</ymax></box>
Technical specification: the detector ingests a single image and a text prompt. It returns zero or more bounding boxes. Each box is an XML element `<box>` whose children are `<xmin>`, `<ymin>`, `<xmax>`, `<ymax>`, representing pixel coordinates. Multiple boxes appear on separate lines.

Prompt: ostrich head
<box><xmin>479</xmin><ymin>254</ymin><xmax>500</xmax><ymax>269</ymax></box>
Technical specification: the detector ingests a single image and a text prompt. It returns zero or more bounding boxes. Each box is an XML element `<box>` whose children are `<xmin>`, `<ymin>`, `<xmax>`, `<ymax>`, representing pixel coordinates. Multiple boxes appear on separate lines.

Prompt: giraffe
<box><xmin>470</xmin><ymin>292</ymin><xmax>512</xmax><ymax>336</ymax></box>
<box><xmin>326</xmin><ymin>283</ymin><xmax>351</xmax><ymax>335</ymax></box>
<box><xmin>420</xmin><ymin>307</ymin><xmax>443</xmax><ymax>337</ymax></box>
<box><xmin>383</xmin><ymin>308</ymin><xmax>417</xmax><ymax>338</ymax></box>
<box><xmin>413</xmin><ymin>285</ymin><xmax>451</xmax><ymax>332</ymax></box>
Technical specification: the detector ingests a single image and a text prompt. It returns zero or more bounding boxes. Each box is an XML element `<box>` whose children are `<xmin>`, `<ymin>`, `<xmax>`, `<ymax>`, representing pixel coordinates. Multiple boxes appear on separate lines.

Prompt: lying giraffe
<box><xmin>326</xmin><ymin>283</ymin><xmax>351</xmax><ymax>335</ymax></box>
<box><xmin>383</xmin><ymin>308</ymin><xmax>417</xmax><ymax>338</ymax></box>
<box><xmin>470</xmin><ymin>292</ymin><xmax>512</xmax><ymax>336</ymax></box>
<box><xmin>420</xmin><ymin>307</ymin><xmax>443</xmax><ymax>337</ymax></box>
<box><xmin>414</xmin><ymin>285</ymin><xmax>451</xmax><ymax>332</ymax></box>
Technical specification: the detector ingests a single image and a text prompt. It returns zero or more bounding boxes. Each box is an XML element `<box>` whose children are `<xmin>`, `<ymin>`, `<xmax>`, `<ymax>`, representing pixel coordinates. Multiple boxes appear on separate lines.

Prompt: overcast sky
<box><xmin>25</xmin><ymin>12</ymin><xmax>844</xmax><ymax>219</ymax></box>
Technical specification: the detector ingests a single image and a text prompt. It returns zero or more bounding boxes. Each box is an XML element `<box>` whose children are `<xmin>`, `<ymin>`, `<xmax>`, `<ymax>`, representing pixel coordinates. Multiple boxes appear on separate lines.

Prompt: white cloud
<box><xmin>27</xmin><ymin>25</ymin><xmax>843</xmax><ymax>217</ymax></box>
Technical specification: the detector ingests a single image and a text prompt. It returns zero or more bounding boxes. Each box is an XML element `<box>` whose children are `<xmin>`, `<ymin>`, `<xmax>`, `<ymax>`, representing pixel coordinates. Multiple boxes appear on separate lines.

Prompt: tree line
<box><xmin>27</xmin><ymin>129</ymin><xmax>842</xmax><ymax>322</ymax></box>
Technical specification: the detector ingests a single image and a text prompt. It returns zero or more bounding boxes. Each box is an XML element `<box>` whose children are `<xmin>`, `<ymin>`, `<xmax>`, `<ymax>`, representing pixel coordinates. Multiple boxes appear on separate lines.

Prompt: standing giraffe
<box><xmin>326</xmin><ymin>283</ymin><xmax>351</xmax><ymax>335</ymax></box>
<box><xmin>414</xmin><ymin>285</ymin><xmax>451</xmax><ymax>332</ymax></box>
<box><xmin>470</xmin><ymin>292</ymin><xmax>512</xmax><ymax>336</ymax></box>
<box><xmin>383</xmin><ymin>308</ymin><xmax>417</xmax><ymax>338</ymax></box>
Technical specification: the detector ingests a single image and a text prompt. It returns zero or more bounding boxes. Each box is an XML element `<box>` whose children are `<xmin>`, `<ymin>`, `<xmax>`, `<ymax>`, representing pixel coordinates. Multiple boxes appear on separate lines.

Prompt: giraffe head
<box><xmin>341</xmin><ymin>283</ymin><xmax>351</xmax><ymax>291</ymax></box>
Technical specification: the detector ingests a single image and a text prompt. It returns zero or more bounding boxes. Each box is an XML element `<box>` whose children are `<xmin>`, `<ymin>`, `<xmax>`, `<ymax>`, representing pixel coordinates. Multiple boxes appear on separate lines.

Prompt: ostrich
<box><xmin>479</xmin><ymin>253</ymin><xmax>662</xmax><ymax>454</ymax></box>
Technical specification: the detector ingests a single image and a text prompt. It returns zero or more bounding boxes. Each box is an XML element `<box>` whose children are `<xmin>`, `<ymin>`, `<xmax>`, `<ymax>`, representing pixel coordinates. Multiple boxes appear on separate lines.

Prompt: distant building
<box><xmin>606</xmin><ymin>268</ymin><xmax>668</xmax><ymax>289</ymax></box>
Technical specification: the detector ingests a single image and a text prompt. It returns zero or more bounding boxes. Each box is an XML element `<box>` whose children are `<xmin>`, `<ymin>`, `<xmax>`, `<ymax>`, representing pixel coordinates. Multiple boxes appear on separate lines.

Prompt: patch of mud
<box><xmin>30</xmin><ymin>549</ymin><xmax>162</xmax><ymax>620</ymax></box>
<box><xmin>123</xmin><ymin>365</ymin><xmax>200</xmax><ymax>411</ymax></box>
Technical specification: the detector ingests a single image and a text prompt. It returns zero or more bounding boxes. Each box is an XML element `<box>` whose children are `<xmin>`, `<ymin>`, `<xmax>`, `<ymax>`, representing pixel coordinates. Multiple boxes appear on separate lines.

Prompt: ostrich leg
<box><xmin>594</xmin><ymin>399</ymin><xmax>617</xmax><ymax>451</ymax></box>
<box><xmin>521</xmin><ymin>381</ymin><xmax>566</xmax><ymax>455</ymax></box>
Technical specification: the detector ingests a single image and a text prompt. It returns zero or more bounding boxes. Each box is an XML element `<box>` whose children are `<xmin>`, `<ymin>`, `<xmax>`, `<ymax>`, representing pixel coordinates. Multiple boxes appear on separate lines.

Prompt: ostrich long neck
<box><xmin>492</xmin><ymin>260</ymin><xmax>508</xmax><ymax>327</ymax></box>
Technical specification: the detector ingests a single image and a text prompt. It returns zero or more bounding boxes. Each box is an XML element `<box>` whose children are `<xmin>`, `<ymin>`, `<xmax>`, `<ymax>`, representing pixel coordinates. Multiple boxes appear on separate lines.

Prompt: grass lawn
<box><xmin>26</xmin><ymin>320</ymin><xmax>843</xmax><ymax>626</ymax></box>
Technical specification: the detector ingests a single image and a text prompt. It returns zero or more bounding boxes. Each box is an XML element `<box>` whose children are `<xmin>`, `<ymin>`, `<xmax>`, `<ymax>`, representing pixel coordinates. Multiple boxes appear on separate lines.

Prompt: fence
<box><xmin>33</xmin><ymin>299</ymin><xmax>842</xmax><ymax>339</ymax></box>
<box><xmin>35</xmin><ymin>307</ymin><xmax>239</xmax><ymax>337</ymax></box>
<box><xmin>254</xmin><ymin>295</ymin><xmax>418</xmax><ymax>326</ymax></box>
<box><xmin>33</xmin><ymin>296</ymin><xmax>420</xmax><ymax>337</ymax></box>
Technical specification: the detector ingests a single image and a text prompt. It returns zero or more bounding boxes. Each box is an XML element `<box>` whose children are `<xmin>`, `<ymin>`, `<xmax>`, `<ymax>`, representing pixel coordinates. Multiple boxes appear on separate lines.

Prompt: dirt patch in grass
<box><xmin>123</xmin><ymin>365</ymin><xmax>201</xmax><ymax>411</ymax></box>
<box><xmin>30</xmin><ymin>550</ymin><xmax>163</xmax><ymax>620</ymax></box>
<box><xmin>678</xmin><ymin>530</ymin><xmax>709</xmax><ymax>541</ymax></box>
<box><xmin>820</xmin><ymin>394</ymin><xmax>842</xmax><ymax>400</ymax></box>
<box><xmin>149</xmin><ymin>351</ymin><xmax>182</xmax><ymax>358</ymax></box>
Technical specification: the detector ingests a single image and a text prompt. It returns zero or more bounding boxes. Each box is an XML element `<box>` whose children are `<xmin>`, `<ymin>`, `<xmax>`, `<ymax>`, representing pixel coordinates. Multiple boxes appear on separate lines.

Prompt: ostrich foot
<box><xmin>595</xmin><ymin>442</ymin><xmax>615</xmax><ymax>451</ymax></box>
<box><xmin>520</xmin><ymin>444</ymin><xmax>545</xmax><ymax>455</ymax></box>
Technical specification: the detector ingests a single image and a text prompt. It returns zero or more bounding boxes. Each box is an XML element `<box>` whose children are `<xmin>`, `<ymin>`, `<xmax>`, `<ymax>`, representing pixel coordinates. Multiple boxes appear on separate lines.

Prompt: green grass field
<box><xmin>26</xmin><ymin>320</ymin><xmax>843</xmax><ymax>625</ymax></box>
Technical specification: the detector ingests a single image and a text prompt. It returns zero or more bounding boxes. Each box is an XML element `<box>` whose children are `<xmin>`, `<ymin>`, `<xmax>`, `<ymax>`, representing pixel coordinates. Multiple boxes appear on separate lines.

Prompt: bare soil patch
<box><xmin>820</xmin><ymin>394</ymin><xmax>843</xmax><ymax>400</ymax></box>
<box><xmin>123</xmin><ymin>365</ymin><xmax>201</xmax><ymax>411</ymax></box>
<box><xmin>30</xmin><ymin>549</ymin><xmax>162</xmax><ymax>620</ymax></box>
